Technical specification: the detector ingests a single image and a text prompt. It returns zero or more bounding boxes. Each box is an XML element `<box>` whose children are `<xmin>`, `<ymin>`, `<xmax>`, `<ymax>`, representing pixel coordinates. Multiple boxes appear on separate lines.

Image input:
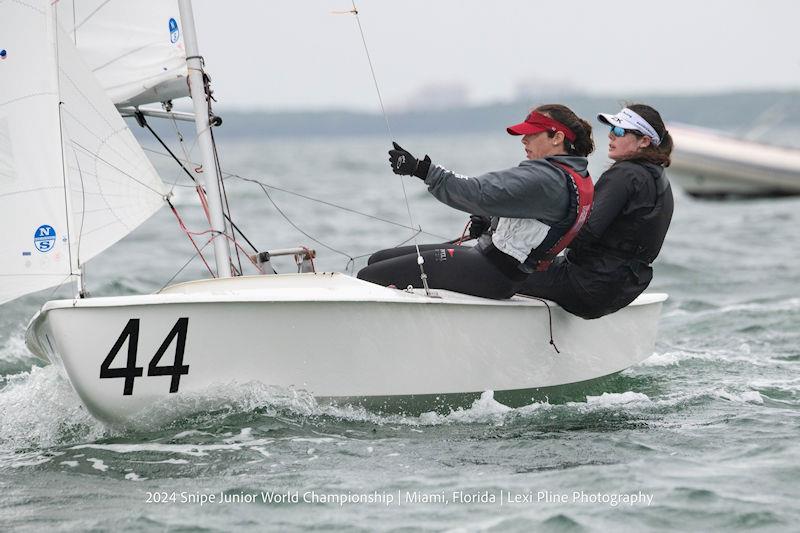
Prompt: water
<box><xmin>2</xmin><ymin>132</ymin><xmax>799</xmax><ymax>531</ymax></box>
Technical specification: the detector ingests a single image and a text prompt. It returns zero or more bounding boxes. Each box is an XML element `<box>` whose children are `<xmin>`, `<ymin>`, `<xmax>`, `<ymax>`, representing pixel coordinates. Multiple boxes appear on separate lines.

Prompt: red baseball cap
<box><xmin>507</xmin><ymin>111</ymin><xmax>576</xmax><ymax>142</ymax></box>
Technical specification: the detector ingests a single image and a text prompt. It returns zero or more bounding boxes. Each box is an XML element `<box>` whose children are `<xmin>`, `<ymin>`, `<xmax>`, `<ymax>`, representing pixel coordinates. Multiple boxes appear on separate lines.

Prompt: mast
<box><xmin>177</xmin><ymin>0</ymin><xmax>232</xmax><ymax>278</ymax></box>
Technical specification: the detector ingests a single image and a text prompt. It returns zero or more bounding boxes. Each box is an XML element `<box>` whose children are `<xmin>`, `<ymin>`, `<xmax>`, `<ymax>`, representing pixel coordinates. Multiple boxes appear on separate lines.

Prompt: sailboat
<box><xmin>669</xmin><ymin>123</ymin><xmax>800</xmax><ymax>197</ymax></box>
<box><xmin>2</xmin><ymin>0</ymin><xmax>667</xmax><ymax>426</ymax></box>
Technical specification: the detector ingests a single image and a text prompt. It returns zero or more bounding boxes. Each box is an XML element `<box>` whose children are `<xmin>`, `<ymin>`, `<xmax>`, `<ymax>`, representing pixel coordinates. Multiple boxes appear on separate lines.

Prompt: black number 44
<box><xmin>100</xmin><ymin>318</ymin><xmax>190</xmax><ymax>396</ymax></box>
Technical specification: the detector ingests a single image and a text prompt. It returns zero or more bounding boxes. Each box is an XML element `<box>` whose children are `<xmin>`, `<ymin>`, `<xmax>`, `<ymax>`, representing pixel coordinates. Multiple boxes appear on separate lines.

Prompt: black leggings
<box><xmin>357</xmin><ymin>244</ymin><xmax>523</xmax><ymax>299</ymax></box>
<box><xmin>517</xmin><ymin>256</ymin><xmax>652</xmax><ymax>319</ymax></box>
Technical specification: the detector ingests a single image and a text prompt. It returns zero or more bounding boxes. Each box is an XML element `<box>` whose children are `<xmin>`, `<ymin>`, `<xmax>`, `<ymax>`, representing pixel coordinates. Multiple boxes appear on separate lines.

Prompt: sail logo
<box><xmin>34</xmin><ymin>224</ymin><xmax>56</xmax><ymax>253</ymax></box>
<box><xmin>169</xmin><ymin>18</ymin><xmax>180</xmax><ymax>44</ymax></box>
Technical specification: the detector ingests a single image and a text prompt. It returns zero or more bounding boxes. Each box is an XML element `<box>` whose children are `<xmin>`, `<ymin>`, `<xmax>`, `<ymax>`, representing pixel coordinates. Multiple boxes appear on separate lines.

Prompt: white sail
<box><xmin>0</xmin><ymin>2</ymin><xmax>74</xmax><ymax>304</ymax></box>
<box><xmin>56</xmin><ymin>0</ymin><xmax>189</xmax><ymax>106</ymax></box>
<box><xmin>0</xmin><ymin>1</ymin><xmax>168</xmax><ymax>305</ymax></box>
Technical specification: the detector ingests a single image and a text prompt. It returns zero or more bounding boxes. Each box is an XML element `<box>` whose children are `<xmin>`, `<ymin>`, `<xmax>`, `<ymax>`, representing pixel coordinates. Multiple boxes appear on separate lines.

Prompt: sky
<box><xmin>191</xmin><ymin>0</ymin><xmax>800</xmax><ymax>112</ymax></box>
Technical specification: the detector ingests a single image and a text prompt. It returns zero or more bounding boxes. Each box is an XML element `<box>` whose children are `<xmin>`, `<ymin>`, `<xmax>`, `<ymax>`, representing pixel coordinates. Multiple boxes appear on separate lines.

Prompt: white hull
<box><xmin>669</xmin><ymin>124</ymin><xmax>800</xmax><ymax>197</ymax></box>
<box><xmin>26</xmin><ymin>274</ymin><xmax>666</xmax><ymax>425</ymax></box>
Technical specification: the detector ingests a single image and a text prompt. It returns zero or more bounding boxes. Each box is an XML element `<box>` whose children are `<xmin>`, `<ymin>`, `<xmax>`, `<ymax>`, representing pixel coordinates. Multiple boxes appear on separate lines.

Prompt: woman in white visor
<box><xmin>517</xmin><ymin>103</ymin><xmax>674</xmax><ymax>319</ymax></box>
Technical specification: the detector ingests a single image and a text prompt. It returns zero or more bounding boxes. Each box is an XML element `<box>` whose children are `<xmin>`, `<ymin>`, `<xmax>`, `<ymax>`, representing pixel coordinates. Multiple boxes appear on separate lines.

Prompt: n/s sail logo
<box><xmin>34</xmin><ymin>224</ymin><xmax>56</xmax><ymax>253</ymax></box>
<box><xmin>168</xmin><ymin>18</ymin><xmax>180</xmax><ymax>43</ymax></box>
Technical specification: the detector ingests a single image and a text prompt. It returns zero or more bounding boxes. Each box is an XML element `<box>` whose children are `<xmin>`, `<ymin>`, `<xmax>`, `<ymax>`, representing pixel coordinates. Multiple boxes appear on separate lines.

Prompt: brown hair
<box><xmin>623</xmin><ymin>103</ymin><xmax>673</xmax><ymax>167</ymax></box>
<box><xmin>534</xmin><ymin>104</ymin><xmax>594</xmax><ymax>157</ymax></box>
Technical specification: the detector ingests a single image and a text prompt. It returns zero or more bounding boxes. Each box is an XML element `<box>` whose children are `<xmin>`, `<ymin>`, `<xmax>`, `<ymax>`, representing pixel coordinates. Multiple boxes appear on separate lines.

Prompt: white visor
<box><xmin>598</xmin><ymin>108</ymin><xmax>661</xmax><ymax>146</ymax></box>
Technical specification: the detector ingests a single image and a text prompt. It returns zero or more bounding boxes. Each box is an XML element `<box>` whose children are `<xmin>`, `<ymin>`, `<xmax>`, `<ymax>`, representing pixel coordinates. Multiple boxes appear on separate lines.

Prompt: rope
<box><xmin>157</xmin><ymin>238</ymin><xmax>214</xmax><ymax>293</ymax></box>
<box><xmin>136</xmin><ymin>116</ymin><xmax>260</xmax><ymax>254</ymax></box>
<box><xmin>167</xmin><ymin>199</ymin><xmax>215</xmax><ymax>277</ymax></box>
<box><xmin>226</xmin><ymin>171</ymin><xmax>451</xmax><ymax>240</ymax></box>
<box><xmin>343</xmin><ymin>228</ymin><xmax>423</xmax><ymax>274</ymax></box>
<box><xmin>141</xmin><ymin>145</ymin><xmax>456</xmax><ymax>241</ymax></box>
<box><xmin>256</xmin><ymin>182</ymin><xmax>355</xmax><ymax>263</ymax></box>
<box><xmin>343</xmin><ymin>1</ymin><xmax>432</xmax><ymax>295</ymax></box>
<box><xmin>516</xmin><ymin>295</ymin><xmax>561</xmax><ymax>354</ymax></box>
<box><xmin>140</xmin><ymin>144</ymin><xmax>459</xmax><ymax>274</ymax></box>
<box><xmin>453</xmin><ymin>220</ymin><xmax>471</xmax><ymax>246</ymax></box>
<box><xmin>210</xmin><ymin>127</ymin><xmax>243</xmax><ymax>274</ymax></box>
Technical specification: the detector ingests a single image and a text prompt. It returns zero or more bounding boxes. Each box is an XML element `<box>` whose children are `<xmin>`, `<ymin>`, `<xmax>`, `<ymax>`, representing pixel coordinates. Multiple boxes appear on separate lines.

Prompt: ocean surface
<box><xmin>1</xmin><ymin>131</ymin><xmax>799</xmax><ymax>531</ymax></box>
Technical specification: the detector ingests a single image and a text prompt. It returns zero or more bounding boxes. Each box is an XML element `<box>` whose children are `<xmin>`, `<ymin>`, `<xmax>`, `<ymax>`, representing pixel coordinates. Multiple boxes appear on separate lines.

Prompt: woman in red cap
<box><xmin>357</xmin><ymin>104</ymin><xmax>594</xmax><ymax>299</ymax></box>
<box><xmin>517</xmin><ymin>103</ymin><xmax>674</xmax><ymax>318</ymax></box>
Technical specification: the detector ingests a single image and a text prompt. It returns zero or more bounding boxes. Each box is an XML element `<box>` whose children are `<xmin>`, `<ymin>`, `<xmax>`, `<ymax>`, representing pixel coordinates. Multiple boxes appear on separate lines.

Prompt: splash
<box><xmin>583</xmin><ymin>391</ymin><xmax>651</xmax><ymax>406</ymax></box>
<box><xmin>0</xmin><ymin>332</ymin><xmax>41</xmax><ymax>375</ymax></box>
<box><xmin>0</xmin><ymin>365</ymin><xmax>106</xmax><ymax>455</ymax></box>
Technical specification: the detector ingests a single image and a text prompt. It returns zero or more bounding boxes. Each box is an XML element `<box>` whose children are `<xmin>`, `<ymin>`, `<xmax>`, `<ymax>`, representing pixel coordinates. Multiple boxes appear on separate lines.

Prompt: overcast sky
<box><xmin>191</xmin><ymin>0</ymin><xmax>800</xmax><ymax>111</ymax></box>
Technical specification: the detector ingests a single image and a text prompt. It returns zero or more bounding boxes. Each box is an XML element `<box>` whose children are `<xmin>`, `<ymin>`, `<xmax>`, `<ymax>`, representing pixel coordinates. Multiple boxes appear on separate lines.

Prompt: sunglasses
<box><xmin>609</xmin><ymin>125</ymin><xmax>643</xmax><ymax>138</ymax></box>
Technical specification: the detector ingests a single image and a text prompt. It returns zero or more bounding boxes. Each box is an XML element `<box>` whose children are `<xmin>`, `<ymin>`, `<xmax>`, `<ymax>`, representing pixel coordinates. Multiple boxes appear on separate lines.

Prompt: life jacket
<box><xmin>523</xmin><ymin>162</ymin><xmax>594</xmax><ymax>271</ymax></box>
<box><xmin>570</xmin><ymin>161</ymin><xmax>672</xmax><ymax>270</ymax></box>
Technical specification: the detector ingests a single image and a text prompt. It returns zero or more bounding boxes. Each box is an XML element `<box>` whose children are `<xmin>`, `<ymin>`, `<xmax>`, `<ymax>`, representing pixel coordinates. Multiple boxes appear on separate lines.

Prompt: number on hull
<box><xmin>100</xmin><ymin>318</ymin><xmax>190</xmax><ymax>395</ymax></box>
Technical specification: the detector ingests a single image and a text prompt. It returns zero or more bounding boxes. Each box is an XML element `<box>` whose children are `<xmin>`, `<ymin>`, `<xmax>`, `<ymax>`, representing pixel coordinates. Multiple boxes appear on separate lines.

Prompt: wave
<box><xmin>0</xmin><ymin>366</ymin><xmax>107</xmax><ymax>467</ymax></box>
<box><xmin>0</xmin><ymin>333</ymin><xmax>41</xmax><ymax>376</ymax></box>
<box><xmin>0</xmin><ymin>356</ymin><xmax>781</xmax><ymax>472</ymax></box>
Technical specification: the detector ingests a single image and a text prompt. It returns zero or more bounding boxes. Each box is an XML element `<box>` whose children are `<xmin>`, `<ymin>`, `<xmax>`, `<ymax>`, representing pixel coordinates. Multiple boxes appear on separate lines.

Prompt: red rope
<box><xmin>168</xmin><ymin>202</ymin><xmax>215</xmax><ymax>277</ymax></box>
<box><xmin>453</xmin><ymin>220</ymin><xmax>471</xmax><ymax>246</ymax></box>
<box><xmin>300</xmin><ymin>246</ymin><xmax>316</xmax><ymax>272</ymax></box>
<box><xmin>195</xmin><ymin>185</ymin><xmax>212</xmax><ymax>224</ymax></box>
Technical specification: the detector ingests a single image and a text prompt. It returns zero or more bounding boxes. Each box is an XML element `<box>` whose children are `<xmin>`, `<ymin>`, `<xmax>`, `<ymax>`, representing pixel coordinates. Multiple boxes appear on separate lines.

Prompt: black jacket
<box><xmin>567</xmin><ymin>160</ymin><xmax>673</xmax><ymax>279</ymax></box>
<box><xmin>519</xmin><ymin>159</ymin><xmax>673</xmax><ymax>319</ymax></box>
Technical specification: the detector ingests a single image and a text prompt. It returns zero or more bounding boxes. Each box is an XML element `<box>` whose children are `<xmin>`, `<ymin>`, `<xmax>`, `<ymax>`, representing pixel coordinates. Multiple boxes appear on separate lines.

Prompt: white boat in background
<box><xmin>2</xmin><ymin>0</ymin><xmax>667</xmax><ymax>426</ymax></box>
<box><xmin>669</xmin><ymin>123</ymin><xmax>800</xmax><ymax>197</ymax></box>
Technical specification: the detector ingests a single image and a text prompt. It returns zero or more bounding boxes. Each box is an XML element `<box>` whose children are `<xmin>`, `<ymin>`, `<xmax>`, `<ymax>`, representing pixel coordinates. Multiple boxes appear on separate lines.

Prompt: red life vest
<box><xmin>535</xmin><ymin>162</ymin><xmax>594</xmax><ymax>271</ymax></box>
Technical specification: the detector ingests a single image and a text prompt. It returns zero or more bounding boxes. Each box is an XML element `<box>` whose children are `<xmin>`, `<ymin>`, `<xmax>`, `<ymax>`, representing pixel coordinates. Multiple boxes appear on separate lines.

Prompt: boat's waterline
<box><xmin>26</xmin><ymin>273</ymin><xmax>666</xmax><ymax>425</ymax></box>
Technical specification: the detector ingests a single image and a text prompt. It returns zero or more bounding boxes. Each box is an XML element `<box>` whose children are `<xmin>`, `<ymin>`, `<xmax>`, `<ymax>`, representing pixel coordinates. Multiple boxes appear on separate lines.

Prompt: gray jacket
<box><xmin>423</xmin><ymin>155</ymin><xmax>590</xmax><ymax>263</ymax></box>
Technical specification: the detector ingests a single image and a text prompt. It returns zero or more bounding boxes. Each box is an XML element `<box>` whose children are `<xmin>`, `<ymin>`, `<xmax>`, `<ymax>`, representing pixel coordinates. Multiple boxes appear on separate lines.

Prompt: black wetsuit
<box><xmin>518</xmin><ymin>160</ymin><xmax>674</xmax><ymax>319</ymax></box>
<box><xmin>361</xmin><ymin>242</ymin><xmax>529</xmax><ymax>299</ymax></box>
<box><xmin>358</xmin><ymin>155</ymin><xmax>589</xmax><ymax>299</ymax></box>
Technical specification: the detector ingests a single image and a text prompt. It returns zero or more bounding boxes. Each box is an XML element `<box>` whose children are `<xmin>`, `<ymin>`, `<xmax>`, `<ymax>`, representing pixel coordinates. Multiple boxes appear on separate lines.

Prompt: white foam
<box><xmin>417</xmin><ymin>391</ymin><xmax>520</xmax><ymax>425</ymax></box>
<box><xmin>7</xmin><ymin>451</ymin><xmax>57</xmax><ymax>468</ymax></box>
<box><xmin>124</xmin><ymin>472</ymin><xmax>145</xmax><ymax>481</ymax></box>
<box><xmin>0</xmin><ymin>366</ymin><xmax>107</xmax><ymax>456</ymax></box>
<box><xmin>222</xmin><ymin>427</ymin><xmax>254</xmax><ymax>443</ymax></box>
<box><xmin>638</xmin><ymin>348</ymin><xmax>778</xmax><ymax>368</ymax></box>
<box><xmin>583</xmin><ymin>391</ymin><xmax>651</xmax><ymax>406</ymax></box>
<box><xmin>250</xmin><ymin>446</ymin><xmax>271</xmax><ymax>458</ymax></box>
<box><xmin>172</xmin><ymin>430</ymin><xmax>215</xmax><ymax>440</ymax></box>
<box><xmin>714</xmin><ymin>389</ymin><xmax>764</xmax><ymax>404</ymax></box>
<box><xmin>71</xmin><ymin>438</ymin><xmax>277</xmax><ymax>457</ymax></box>
<box><xmin>0</xmin><ymin>332</ymin><xmax>36</xmax><ymax>367</ymax></box>
<box><xmin>749</xmin><ymin>377</ymin><xmax>800</xmax><ymax>391</ymax></box>
<box><xmin>88</xmin><ymin>458</ymin><xmax>108</xmax><ymax>472</ymax></box>
<box><xmin>125</xmin><ymin>381</ymin><xmax>320</xmax><ymax>430</ymax></box>
<box><xmin>138</xmin><ymin>459</ymin><xmax>191</xmax><ymax>465</ymax></box>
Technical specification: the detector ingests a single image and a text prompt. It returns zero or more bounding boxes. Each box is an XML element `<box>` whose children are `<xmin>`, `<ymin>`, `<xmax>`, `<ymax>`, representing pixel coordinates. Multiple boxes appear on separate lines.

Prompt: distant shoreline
<box><xmin>135</xmin><ymin>90</ymin><xmax>800</xmax><ymax>139</ymax></box>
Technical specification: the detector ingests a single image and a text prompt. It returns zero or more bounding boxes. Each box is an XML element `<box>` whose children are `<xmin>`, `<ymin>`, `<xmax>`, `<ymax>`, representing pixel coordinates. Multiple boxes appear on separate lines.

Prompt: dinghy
<box><xmin>3</xmin><ymin>0</ymin><xmax>667</xmax><ymax>425</ymax></box>
<box><xmin>669</xmin><ymin>123</ymin><xmax>800</xmax><ymax>197</ymax></box>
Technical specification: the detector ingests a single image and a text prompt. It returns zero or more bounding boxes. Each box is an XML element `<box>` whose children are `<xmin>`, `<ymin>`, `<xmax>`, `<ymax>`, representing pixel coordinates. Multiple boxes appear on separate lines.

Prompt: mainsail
<box><xmin>0</xmin><ymin>0</ymin><xmax>169</xmax><ymax>304</ymax></box>
<box><xmin>56</xmin><ymin>0</ymin><xmax>189</xmax><ymax>106</ymax></box>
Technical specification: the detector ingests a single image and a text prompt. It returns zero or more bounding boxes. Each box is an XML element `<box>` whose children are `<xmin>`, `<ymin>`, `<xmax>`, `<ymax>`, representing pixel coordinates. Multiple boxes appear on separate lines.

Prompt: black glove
<box><xmin>468</xmin><ymin>215</ymin><xmax>491</xmax><ymax>239</ymax></box>
<box><xmin>388</xmin><ymin>142</ymin><xmax>431</xmax><ymax>179</ymax></box>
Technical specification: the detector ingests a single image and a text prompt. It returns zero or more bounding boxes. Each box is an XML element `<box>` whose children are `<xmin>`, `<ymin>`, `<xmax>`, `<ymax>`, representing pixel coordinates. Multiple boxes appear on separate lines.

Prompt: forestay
<box><xmin>56</xmin><ymin>0</ymin><xmax>189</xmax><ymax>106</ymax></box>
<box><xmin>0</xmin><ymin>0</ymin><xmax>168</xmax><ymax>305</ymax></box>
